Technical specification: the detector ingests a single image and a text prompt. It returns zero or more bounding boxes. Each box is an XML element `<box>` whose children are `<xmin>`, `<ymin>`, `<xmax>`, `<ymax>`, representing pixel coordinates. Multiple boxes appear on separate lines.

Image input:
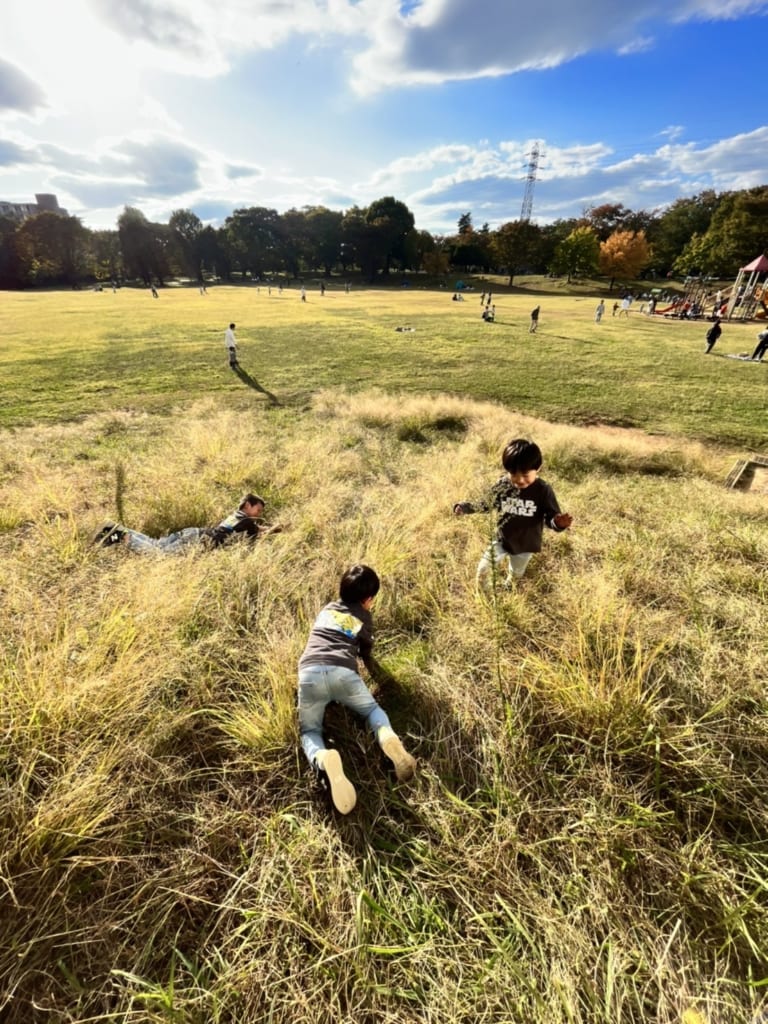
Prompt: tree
<box><xmin>685</xmin><ymin>186</ymin><xmax>768</xmax><ymax>276</ymax></box>
<box><xmin>224</xmin><ymin>207</ymin><xmax>283</xmax><ymax>279</ymax></box>
<box><xmin>304</xmin><ymin>206</ymin><xmax>344</xmax><ymax>275</ymax></box>
<box><xmin>584</xmin><ymin>203</ymin><xmax>633</xmax><ymax>241</ymax></box>
<box><xmin>538</xmin><ymin>218</ymin><xmax>582</xmax><ymax>273</ymax></box>
<box><xmin>89</xmin><ymin>229</ymin><xmax>123</xmax><ymax>282</ymax></box>
<box><xmin>117</xmin><ymin>207</ymin><xmax>171</xmax><ymax>284</ymax></box>
<box><xmin>365</xmin><ymin>196</ymin><xmax>415</xmax><ymax>276</ymax></box>
<box><xmin>169</xmin><ymin>209</ymin><xmax>204</xmax><ymax>281</ymax></box>
<box><xmin>15</xmin><ymin>212</ymin><xmax>89</xmax><ymax>285</ymax></box>
<box><xmin>457</xmin><ymin>212</ymin><xmax>473</xmax><ymax>235</ymax></box>
<box><xmin>0</xmin><ymin>216</ymin><xmax>23</xmax><ymax>288</ymax></box>
<box><xmin>551</xmin><ymin>226</ymin><xmax>600</xmax><ymax>282</ymax></box>
<box><xmin>599</xmin><ymin>230</ymin><xmax>651</xmax><ymax>290</ymax></box>
<box><xmin>197</xmin><ymin>226</ymin><xmax>232</xmax><ymax>280</ymax></box>
<box><xmin>492</xmin><ymin>220</ymin><xmax>542</xmax><ymax>285</ymax></box>
<box><xmin>651</xmin><ymin>191</ymin><xmax>720</xmax><ymax>274</ymax></box>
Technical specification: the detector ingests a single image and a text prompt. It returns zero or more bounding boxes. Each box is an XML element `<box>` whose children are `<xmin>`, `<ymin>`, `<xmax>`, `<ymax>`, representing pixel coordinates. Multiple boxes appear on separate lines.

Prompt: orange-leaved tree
<box><xmin>599</xmin><ymin>230</ymin><xmax>651</xmax><ymax>291</ymax></box>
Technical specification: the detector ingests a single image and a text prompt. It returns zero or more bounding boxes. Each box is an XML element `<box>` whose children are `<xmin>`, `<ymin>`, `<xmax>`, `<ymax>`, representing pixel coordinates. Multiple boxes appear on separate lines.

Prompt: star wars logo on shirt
<box><xmin>500</xmin><ymin>495</ymin><xmax>536</xmax><ymax>517</ymax></box>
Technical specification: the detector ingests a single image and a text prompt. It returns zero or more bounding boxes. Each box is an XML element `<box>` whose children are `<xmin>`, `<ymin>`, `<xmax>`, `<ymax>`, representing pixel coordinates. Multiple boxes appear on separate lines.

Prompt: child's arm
<box><xmin>542</xmin><ymin>484</ymin><xmax>573</xmax><ymax>531</ymax></box>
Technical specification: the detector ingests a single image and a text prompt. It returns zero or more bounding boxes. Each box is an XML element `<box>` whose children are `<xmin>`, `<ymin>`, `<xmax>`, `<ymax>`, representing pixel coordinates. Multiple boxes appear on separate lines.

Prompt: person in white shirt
<box><xmin>224</xmin><ymin>323</ymin><xmax>238</xmax><ymax>367</ymax></box>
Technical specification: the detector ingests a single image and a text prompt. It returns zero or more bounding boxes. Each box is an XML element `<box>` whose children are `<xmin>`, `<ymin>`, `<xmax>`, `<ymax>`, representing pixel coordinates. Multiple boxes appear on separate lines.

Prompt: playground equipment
<box><xmin>726</xmin><ymin>254</ymin><xmax>768</xmax><ymax>322</ymax></box>
<box><xmin>656</xmin><ymin>276</ymin><xmax>712</xmax><ymax>318</ymax></box>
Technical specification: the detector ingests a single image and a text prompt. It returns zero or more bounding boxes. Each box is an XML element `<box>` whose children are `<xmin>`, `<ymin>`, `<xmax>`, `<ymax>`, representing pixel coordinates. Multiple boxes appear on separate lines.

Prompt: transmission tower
<box><xmin>520</xmin><ymin>142</ymin><xmax>541</xmax><ymax>222</ymax></box>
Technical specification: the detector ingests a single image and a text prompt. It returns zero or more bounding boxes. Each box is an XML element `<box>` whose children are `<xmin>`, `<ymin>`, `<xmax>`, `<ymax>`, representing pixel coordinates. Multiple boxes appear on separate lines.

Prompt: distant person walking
<box><xmin>529</xmin><ymin>306</ymin><xmax>540</xmax><ymax>333</ymax></box>
<box><xmin>225</xmin><ymin>323</ymin><xmax>238</xmax><ymax>367</ymax></box>
<box><xmin>704</xmin><ymin>319</ymin><xmax>722</xmax><ymax>354</ymax></box>
<box><xmin>612</xmin><ymin>301</ymin><xmax>619</xmax><ymax>317</ymax></box>
<box><xmin>150</xmin><ymin>284</ymin><xmax>158</xmax><ymax>299</ymax></box>
<box><xmin>595</xmin><ymin>300</ymin><xmax>605</xmax><ymax>323</ymax></box>
<box><xmin>751</xmin><ymin>328</ymin><xmax>768</xmax><ymax>362</ymax></box>
<box><xmin>619</xmin><ymin>295</ymin><xmax>632</xmax><ymax>317</ymax></box>
<box><xmin>300</xmin><ymin>285</ymin><xmax>307</xmax><ymax>302</ymax></box>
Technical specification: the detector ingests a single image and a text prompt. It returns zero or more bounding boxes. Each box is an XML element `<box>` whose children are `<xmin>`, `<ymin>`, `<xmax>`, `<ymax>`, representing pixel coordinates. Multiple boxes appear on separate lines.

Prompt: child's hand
<box><xmin>453</xmin><ymin>503</ymin><xmax>471</xmax><ymax>515</ymax></box>
<box><xmin>554</xmin><ymin>513</ymin><xmax>573</xmax><ymax>529</ymax></box>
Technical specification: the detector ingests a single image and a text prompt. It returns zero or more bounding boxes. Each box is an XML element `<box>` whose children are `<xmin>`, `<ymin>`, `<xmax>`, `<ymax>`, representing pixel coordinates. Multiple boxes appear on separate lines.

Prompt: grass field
<box><xmin>1</xmin><ymin>283</ymin><xmax>767</xmax><ymax>1024</ymax></box>
<box><xmin>1</xmin><ymin>282</ymin><xmax>766</xmax><ymax>446</ymax></box>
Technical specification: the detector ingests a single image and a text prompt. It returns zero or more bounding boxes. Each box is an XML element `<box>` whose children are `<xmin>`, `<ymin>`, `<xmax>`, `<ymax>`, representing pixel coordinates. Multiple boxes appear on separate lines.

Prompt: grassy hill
<box><xmin>0</xmin><ymin>286</ymin><xmax>766</xmax><ymax>1023</ymax></box>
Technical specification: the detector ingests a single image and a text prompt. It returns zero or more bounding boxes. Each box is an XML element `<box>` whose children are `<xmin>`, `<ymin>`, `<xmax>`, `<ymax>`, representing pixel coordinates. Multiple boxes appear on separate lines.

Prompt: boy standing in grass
<box><xmin>454</xmin><ymin>438</ymin><xmax>572</xmax><ymax>586</ymax></box>
<box><xmin>298</xmin><ymin>564</ymin><xmax>416</xmax><ymax>814</ymax></box>
<box><xmin>225</xmin><ymin>323</ymin><xmax>238</xmax><ymax>367</ymax></box>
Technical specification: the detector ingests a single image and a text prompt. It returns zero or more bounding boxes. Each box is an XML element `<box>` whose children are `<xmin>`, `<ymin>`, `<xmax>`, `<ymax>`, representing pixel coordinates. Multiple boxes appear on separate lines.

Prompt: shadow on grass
<box><xmin>231</xmin><ymin>364</ymin><xmax>280</xmax><ymax>404</ymax></box>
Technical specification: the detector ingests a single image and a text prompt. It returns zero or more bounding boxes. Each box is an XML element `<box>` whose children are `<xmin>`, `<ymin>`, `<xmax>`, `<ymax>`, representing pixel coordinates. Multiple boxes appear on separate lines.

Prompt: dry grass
<box><xmin>1</xmin><ymin>389</ymin><xmax>766</xmax><ymax>1023</ymax></box>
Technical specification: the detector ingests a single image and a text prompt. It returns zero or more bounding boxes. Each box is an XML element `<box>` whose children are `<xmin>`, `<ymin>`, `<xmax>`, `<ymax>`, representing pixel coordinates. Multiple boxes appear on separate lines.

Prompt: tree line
<box><xmin>0</xmin><ymin>186</ymin><xmax>766</xmax><ymax>290</ymax></box>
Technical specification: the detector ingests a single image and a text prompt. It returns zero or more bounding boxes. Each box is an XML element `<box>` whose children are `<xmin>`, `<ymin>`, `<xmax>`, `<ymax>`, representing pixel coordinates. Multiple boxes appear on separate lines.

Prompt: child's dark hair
<box><xmin>502</xmin><ymin>438</ymin><xmax>542</xmax><ymax>473</ymax></box>
<box><xmin>240</xmin><ymin>493</ymin><xmax>265</xmax><ymax>510</ymax></box>
<box><xmin>340</xmin><ymin>564</ymin><xmax>380</xmax><ymax>604</ymax></box>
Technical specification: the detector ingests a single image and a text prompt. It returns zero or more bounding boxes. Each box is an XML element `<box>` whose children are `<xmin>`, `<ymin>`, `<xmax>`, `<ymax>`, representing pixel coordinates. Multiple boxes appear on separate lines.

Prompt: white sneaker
<box><xmin>378</xmin><ymin>727</ymin><xmax>417</xmax><ymax>782</ymax></box>
<box><xmin>315</xmin><ymin>749</ymin><xmax>356</xmax><ymax>814</ymax></box>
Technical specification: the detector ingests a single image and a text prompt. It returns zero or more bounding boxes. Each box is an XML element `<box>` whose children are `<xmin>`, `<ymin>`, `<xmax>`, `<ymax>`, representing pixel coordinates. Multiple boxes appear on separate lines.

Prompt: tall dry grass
<box><xmin>1</xmin><ymin>389</ymin><xmax>766</xmax><ymax>1023</ymax></box>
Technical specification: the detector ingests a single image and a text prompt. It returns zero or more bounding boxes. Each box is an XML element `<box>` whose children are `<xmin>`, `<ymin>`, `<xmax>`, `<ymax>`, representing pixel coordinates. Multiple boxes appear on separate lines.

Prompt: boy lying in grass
<box><xmin>93</xmin><ymin>493</ymin><xmax>282</xmax><ymax>554</ymax></box>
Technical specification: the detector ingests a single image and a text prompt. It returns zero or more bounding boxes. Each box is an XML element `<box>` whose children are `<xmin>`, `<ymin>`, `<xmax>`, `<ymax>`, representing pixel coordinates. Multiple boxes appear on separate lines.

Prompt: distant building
<box><xmin>0</xmin><ymin>194</ymin><xmax>69</xmax><ymax>221</ymax></box>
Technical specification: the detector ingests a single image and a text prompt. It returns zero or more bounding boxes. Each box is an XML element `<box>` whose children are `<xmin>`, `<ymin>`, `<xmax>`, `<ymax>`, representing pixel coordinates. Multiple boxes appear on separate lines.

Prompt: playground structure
<box><xmin>725</xmin><ymin>253</ymin><xmax>768</xmax><ymax>322</ymax></box>
<box><xmin>653</xmin><ymin>253</ymin><xmax>768</xmax><ymax>321</ymax></box>
<box><xmin>656</xmin><ymin>277</ymin><xmax>713</xmax><ymax>319</ymax></box>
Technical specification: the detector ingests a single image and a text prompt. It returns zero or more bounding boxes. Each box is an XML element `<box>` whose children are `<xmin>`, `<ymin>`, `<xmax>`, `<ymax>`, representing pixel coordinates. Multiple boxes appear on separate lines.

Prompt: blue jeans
<box><xmin>122</xmin><ymin>527</ymin><xmax>205</xmax><ymax>554</ymax></box>
<box><xmin>298</xmin><ymin>664</ymin><xmax>391</xmax><ymax>767</ymax></box>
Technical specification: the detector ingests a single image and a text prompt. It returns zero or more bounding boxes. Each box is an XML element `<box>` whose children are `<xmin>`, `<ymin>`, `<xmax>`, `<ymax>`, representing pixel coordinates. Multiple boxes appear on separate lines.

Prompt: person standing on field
<box><xmin>704</xmin><ymin>319</ymin><xmax>722</xmax><ymax>354</ymax></box>
<box><xmin>225</xmin><ymin>323</ymin><xmax>238</xmax><ymax>367</ymax></box>
<box><xmin>529</xmin><ymin>306</ymin><xmax>540</xmax><ymax>333</ymax></box>
<box><xmin>595</xmin><ymin>300</ymin><xmax>605</xmax><ymax>323</ymax></box>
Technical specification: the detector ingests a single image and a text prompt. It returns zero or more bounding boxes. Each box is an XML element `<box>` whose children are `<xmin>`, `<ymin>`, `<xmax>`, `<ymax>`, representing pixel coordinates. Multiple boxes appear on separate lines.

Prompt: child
<box><xmin>704</xmin><ymin>319</ymin><xmax>722</xmax><ymax>354</ymax></box>
<box><xmin>453</xmin><ymin>438</ymin><xmax>572</xmax><ymax>586</ymax></box>
<box><xmin>298</xmin><ymin>564</ymin><xmax>416</xmax><ymax>814</ymax></box>
<box><xmin>225</xmin><ymin>323</ymin><xmax>238</xmax><ymax>367</ymax></box>
<box><xmin>93</xmin><ymin>493</ymin><xmax>282</xmax><ymax>554</ymax></box>
<box><xmin>529</xmin><ymin>305</ymin><xmax>540</xmax><ymax>332</ymax></box>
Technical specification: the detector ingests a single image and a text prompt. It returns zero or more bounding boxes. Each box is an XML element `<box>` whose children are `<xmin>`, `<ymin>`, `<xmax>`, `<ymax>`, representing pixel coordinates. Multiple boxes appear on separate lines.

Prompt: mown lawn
<box><xmin>1</xmin><ymin>283</ymin><xmax>765</xmax><ymax>446</ymax></box>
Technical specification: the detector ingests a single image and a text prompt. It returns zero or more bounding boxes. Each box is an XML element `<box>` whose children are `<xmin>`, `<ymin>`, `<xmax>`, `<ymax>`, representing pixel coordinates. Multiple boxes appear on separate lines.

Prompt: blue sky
<box><xmin>2</xmin><ymin>0</ymin><xmax>767</xmax><ymax>235</ymax></box>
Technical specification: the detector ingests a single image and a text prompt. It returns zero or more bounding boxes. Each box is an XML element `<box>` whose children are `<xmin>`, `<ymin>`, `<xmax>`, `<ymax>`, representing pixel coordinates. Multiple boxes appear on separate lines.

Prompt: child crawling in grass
<box><xmin>453</xmin><ymin>438</ymin><xmax>572</xmax><ymax>586</ymax></box>
<box><xmin>93</xmin><ymin>493</ymin><xmax>282</xmax><ymax>554</ymax></box>
<box><xmin>298</xmin><ymin>564</ymin><xmax>416</xmax><ymax>814</ymax></box>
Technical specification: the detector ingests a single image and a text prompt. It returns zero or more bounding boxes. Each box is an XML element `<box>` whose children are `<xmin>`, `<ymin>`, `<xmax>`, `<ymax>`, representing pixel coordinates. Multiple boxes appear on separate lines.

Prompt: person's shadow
<box><xmin>231</xmin><ymin>364</ymin><xmax>280</xmax><ymax>404</ymax></box>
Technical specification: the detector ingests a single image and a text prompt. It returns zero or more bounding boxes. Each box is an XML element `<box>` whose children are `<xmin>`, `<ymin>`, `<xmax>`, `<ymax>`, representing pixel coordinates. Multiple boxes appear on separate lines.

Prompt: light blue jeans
<box><xmin>122</xmin><ymin>527</ymin><xmax>206</xmax><ymax>555</ymax></box>
<box><xmin>298</xmin><ymin>664</ymin><xmax>391</xmax><ymax>767</ymax></box>
<box><xmin>477</xmin><ymin>539</ymin><xmax>533</xmax><ymax>582</ymax></box>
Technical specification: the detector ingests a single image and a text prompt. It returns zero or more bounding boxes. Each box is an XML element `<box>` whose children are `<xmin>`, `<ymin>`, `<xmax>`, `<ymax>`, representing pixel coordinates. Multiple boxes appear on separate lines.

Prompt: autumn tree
<box><xmin>599</xmin><ymin>230</ymin><xmax>651</xmax><ymax>290</ymax></box>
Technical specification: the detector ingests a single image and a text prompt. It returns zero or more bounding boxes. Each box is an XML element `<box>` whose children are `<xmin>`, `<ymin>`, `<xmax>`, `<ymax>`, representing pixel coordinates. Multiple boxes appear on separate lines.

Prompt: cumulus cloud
<box><xmin>352</xmin><ymin>0</ymin><xmax>768</xmax><ymax>92</ymax></box>
<box><xmin>0</xmin><ymin>59</ymin><xmax>46</xmax><ymax>114</ymax></box>
<box><xmin>88</xmin><ymin>0</ymin><xmax>365</xmax><ymax>75</ymax></box>
<box><xmin>388</xmin><ymin>126</ymin><xmax>768</xmax><ymax>231</ymax></box>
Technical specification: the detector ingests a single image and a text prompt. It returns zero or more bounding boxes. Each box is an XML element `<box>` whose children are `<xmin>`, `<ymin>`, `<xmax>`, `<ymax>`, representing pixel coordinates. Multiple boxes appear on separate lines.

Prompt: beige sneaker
<box><xmin>315</xmin><ymin>749</ymin><xmax>357</xmax><ymax>814</ymax></box>
<box><xmin>378</xmin><ymin>727</ymin><xmax>417</xmax><ymax>782</ymax></box>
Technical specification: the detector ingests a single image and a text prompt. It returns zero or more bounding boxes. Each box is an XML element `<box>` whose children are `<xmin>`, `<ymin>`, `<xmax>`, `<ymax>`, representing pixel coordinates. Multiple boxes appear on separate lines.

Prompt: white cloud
<box><xmin>352</xmin><ymin>0</ymin><xmax>768</xmax><ymax>93</ymax></box>
<box><xmin>88</xmin><ymin>0</ymin><xmax>366</xmax><ymax>76</ymax></box>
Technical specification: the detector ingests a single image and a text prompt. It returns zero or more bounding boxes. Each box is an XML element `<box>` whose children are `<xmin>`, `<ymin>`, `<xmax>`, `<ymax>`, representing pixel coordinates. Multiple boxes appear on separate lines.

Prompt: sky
<box><xmin>2</xmin><ymin>0</ymin><xmax>768</xmax><ymax>236</ymax></box>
